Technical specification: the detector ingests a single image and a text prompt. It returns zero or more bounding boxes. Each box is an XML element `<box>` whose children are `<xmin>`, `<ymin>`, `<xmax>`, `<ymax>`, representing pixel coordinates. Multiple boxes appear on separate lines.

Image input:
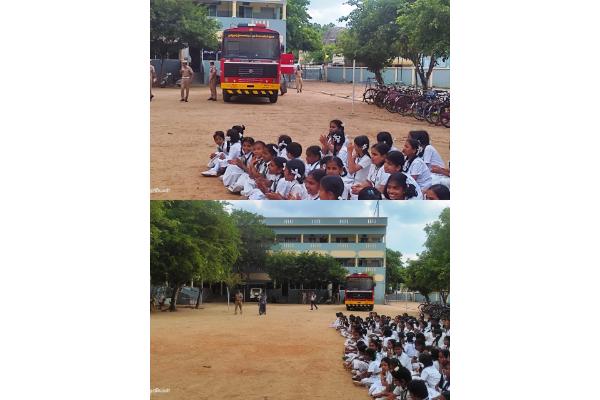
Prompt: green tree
<box><xmin>150</xmin><ymin>201</ymin><xmax>240</xmax><ymax>311</ymax></box>
<box><xmin>150</xmin><ymin>0</ymin><xmax>219</xmax><ymax>67</ymax></box>
<box><xmin>306</xmin><ymin>43</ymin><xmax>342</xmax><ymax>64</ymax></box>
<box><xmin>396</xmin><ymin>0</ymin><xmax>449</xmax><ymax>90</ymax></box>
<box><xmin>385</xmin><ymin>249</ymin><xmax>404</xmax><ymax>293</ymax></box>
<box><xmin>286</xmin><ymin>0</ymin><xmax>322</xmax><ymax>55</ymax></box>
<box><xmin>230</xmin><ymin>210</ymin><xmax>276</xmax><ymax>281</ymax></box>
<box><xmin>265</xmin><ymin>252</ymin><xmax>346</xmax><ymax>290</ymax></box>
<box><xmin>400</xmin><ymin>207</ymin><xmax>450</xmax><ymax>303</ymax></box>
<box><xmin>401</xmin><ymin>257</ymin><xmax>437</xmax><ymax>302</ymax></box>
<box><xmin>339</xmin><ymin>0</ymin><xmax>403</xmax><ymax>84</ymax></box>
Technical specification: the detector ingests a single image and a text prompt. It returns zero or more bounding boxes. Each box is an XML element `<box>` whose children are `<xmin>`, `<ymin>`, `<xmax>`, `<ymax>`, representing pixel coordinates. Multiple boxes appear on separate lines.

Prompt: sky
<box><xmin>226</xmin><ymin>201</ymin><xmax>449</xmax><ymax>262</ymax></box>
<box><xmin>307</xmin><ymin>0</ymin><xmax>354</xmax><ymax>26</ymax></box>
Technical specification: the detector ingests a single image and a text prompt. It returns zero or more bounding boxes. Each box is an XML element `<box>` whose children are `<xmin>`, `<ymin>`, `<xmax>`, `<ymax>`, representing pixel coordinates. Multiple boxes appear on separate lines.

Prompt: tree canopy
<box><xmin>396</xmin><ymin>0</ymin><xmax>449</xmax><ymax>89</ymax></box>
<box><xmin>339</xmin><ymin>0</ymin><xmax>403</xmax><ymax>84</ymax></box>
<box><xmin>230</xmin><ymin>210</ymin><xmax>276</xmax><ymax>280</ymax></box>
<box><xmin>150</xmin><ymin>201</ymin><xmax>241</xmax><ymax>310</ymax></box>
<box><xmin>285</xmin><ymin>0</ymin><xmax>322</xmax><ymax>55</ymax></box>
<box><xmin>150</xmin><ymin>0</ymin><xmax>219</xmax><ymax>59</ymax></box>
<box><xmin>401</xmin><ymin>207</ymin><xmax>450</xmax><ymax>303</ymax></box>
<box><xmin>337</xmin><ymin>0</ymin><xmax>449</xmax><ymax>87</ymax></box>
<box><xmin>265</xmin><ymin>251</ymin><xmax>347</xmax><ymax>288</ymax></box>
<box><xmin>385</xmin><ymin>248</ymin><xmax>404</xmax><ymax>293</ymax></box>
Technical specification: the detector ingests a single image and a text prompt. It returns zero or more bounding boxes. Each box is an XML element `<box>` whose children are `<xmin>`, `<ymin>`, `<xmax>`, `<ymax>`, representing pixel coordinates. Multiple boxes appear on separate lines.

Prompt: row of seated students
<box><xmin>201</xmin><ymin>120</ymin><xmax>450</xmax><ymax>200</ymax></box>
<box><xmin>331</xmin><ymin>311</ymin><xmax>450</xmax><ymax>399</ymax></box>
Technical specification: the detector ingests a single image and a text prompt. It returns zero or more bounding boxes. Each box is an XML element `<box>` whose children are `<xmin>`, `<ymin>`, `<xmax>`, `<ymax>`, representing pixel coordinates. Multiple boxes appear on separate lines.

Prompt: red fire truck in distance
<box><xmin>220</xmin><ymin>24</ymin><xmax>283</xmax><ymax>103</ymax></box>
<box><xmin>344</xmin><ymin>273</ymin><xmax>376</xmax><ymax>311</ymax></box>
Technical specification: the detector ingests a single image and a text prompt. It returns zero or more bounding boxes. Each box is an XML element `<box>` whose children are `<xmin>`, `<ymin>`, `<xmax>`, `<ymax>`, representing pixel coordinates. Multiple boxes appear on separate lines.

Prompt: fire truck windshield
<box><xmin>223</xmin><ymin>33</ymin><xmax>280</xmax><ymax>60</ymax></box>
<box><xmin>346</xmin><ymin>278</ymin><xmax>374</xmax><ymax>291</ymax></box>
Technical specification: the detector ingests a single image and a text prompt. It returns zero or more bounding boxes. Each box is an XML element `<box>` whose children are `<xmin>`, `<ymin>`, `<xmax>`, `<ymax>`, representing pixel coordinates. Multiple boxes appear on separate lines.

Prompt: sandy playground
<box><xmin>150</xmin><ymin>81</ymin><xmax>450</xmax><ymax>200</ymax></box>
<box><xmin>151</xmin><ymin>302</ymin><xmax>420</xmax><ymax>399</ymax></box>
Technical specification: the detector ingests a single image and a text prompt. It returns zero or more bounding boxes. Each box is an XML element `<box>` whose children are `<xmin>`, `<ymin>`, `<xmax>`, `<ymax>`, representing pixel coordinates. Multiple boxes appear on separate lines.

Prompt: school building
<box><xmin>262</xmin><ymin>217</ymin><xmax>388</xmax><ymax>304</ymax></box>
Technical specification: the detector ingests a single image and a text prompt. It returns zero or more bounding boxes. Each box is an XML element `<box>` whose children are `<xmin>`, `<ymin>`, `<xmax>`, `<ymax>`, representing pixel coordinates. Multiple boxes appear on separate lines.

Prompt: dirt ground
<box><xmin>150</xmin><ymin>82</ymin><xmax>450</xmax><ymax>200</ymax></box>
<box><xmin>151</xmin><ymin>302</ymin><xmax>420</xmax><ymax>399</ymax></box>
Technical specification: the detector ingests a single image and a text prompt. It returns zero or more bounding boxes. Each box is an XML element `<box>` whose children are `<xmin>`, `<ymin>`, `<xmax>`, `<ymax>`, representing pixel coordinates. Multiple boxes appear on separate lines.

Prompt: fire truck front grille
<box><xmin>346</xmin><ymin>292</ymin><xmax>372</xmax><ymax>300</ymax></box>
<box><xmin>224</xmin><ymin>63</ymin><xmax>278</xmax><ymax>78</ymax></box>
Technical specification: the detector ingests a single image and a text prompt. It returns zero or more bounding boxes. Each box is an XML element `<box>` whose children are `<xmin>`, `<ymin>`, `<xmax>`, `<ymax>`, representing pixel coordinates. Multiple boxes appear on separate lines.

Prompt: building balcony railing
<box><xmin>266</xmin><ymin>217</ymin><xmax>387</xmax><ymax>226</ymax></box>
<box><xmin>271</xmin><ymin>242</ymin><xmax>385</xmax><ymax>252</ymax></box>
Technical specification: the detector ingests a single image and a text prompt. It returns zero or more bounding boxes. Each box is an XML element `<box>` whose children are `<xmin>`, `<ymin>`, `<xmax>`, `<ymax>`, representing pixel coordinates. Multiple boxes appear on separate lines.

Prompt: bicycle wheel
<box><xmin>363</xmin><ymin>88</ymin><xmax>377</xmax><ymax>104</ymax></box>
<box><xmin>440</xmin><ymin>106</ymin><xmax>450</xmax><ymax>128</ymax></box>
<box><xmin>413</xmin><ymin>100</ymin><xmax>428</xmax><ymax>120</ymax></box>
<box><xmin>385</xmin><ymin>95</ymin><xmax>398</xmax><ymax>113</ymax></box>
<box><xmin>374</xmin><ymin>91</ymin><xmax>387</xmax><ymax>108</ymax></box>
<box><xmin>426</xmin><ymin>104</ymin><xmax>441</xmax><ymax>125</ymax></box>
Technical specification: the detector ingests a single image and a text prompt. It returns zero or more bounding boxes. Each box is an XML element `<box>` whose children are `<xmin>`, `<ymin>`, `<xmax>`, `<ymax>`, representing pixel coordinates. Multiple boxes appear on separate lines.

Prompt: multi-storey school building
<box><xmin>264</xmin><ymin>217</ymin><xmax>388</xmax><ymax>304</ymax></box>
<box><xmin>196</xmin><ymin>0</ymin><xmax>287</xmax><ymax>47</ymax></box>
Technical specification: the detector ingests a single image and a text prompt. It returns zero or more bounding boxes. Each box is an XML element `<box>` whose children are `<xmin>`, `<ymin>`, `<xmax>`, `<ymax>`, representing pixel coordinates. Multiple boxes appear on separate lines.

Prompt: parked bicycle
<box><xmin>362</xmin><ymin>82</ymin><xmax>450</xmax><ymax>128</ymax></box>
<box><xmin>418</xmin><ymin>302</ymin><xmax>450</xmax><ymax>319</ymax></box>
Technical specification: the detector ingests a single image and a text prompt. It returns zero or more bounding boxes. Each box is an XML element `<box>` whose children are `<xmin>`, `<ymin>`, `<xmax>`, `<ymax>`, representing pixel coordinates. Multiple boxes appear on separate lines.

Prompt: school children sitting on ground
<box><xmin>332</xmin><ymin>311</ymin><xmax>450</xmax><ymax>400</ymax></box>
<box><xmin>201</xmin><ymin>120</ymin><xmax>450</xmax><ymax>200</ymax></box>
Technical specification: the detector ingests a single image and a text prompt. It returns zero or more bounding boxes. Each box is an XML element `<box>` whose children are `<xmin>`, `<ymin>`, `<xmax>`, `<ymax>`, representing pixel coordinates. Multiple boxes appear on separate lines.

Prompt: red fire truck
<box><xmin>344</xmin><ymin>273</ymin><xmax>376</xmax><ymax>311</ymax></box>
<box><xmin>220</xmin><ymin>23</ymin><xmax>283</xmax><ymax>103</ymax></box>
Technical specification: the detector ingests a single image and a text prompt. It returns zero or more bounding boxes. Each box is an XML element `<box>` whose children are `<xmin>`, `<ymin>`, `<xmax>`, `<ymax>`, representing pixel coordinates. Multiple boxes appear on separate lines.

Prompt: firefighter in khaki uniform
<box><xmin>179</xmin><ymin>60</ymin><xmax>194</xmax><ymax>102</ymax></box>
<box><xmin>150</xmin><ymin>62</ymin><xmax>156</xmax><ymax>101</ymax></box>
<box><xmin>234</xmin><ymin>290</ymin><xmax>244</xmax><ymax>315</ymax></box>
<box><xmin>208</xmin><ymin>61</ymin><xmax>218</xmax><ymax>101</ymax></box>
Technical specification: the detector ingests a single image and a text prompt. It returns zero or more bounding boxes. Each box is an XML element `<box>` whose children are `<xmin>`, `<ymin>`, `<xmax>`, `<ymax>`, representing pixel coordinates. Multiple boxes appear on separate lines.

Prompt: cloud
<box><xmin>308</xmin><ymin>1</ymin><xmax>355</xmax><ymax>25</ymax></box>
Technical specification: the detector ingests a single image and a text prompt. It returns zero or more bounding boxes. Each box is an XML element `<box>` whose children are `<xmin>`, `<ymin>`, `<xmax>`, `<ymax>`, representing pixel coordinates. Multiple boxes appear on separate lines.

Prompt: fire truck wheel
<box><xmin>269</xmin><ymin>93</ymin><xmax>278</xmax><ymax>103</ymax></box>
<box><xmin>346</xmin><ymin>305</ymin><xmax>350</xmax><ymax>311</ymax></box>
<box><xmin>368</xmin><ymin>305</ymin><xmax>374</xmax><ymax>311</ymax></box>
<box><xmin>222</xmin><ymin>90</ymin><xmax>231</xmax><ymax>102</ymax></box>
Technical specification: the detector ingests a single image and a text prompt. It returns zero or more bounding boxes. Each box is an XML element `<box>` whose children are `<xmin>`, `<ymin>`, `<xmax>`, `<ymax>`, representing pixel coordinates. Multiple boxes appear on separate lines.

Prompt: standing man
<box><xmin>295</xmin><ymin>65</ymin><xmax>303</xmax><ymax>93</ymax></box>
<box><xmin>150</xmin><ymin>61</ymin><xmax>157</xmax><ymax>101</ymax></box>
<box><xmin>258</xmin><ymin>292</ymin><xmax>267</xmax><ymax>315</ymax></box>
<box><xmin>208</xmin><ymin>61</ymin><xmax>218</xmax><ymax>101</ymax></box>
<box><xmin>234</xmin><ymin>290</ymin><xmax>244</xmax><ymax>315</ymax></box>
<box><xmin>310</xmin><ymin>291</ymin><xmax>318</xmax><ymax>310</ymax></box>
<box><xmin>180</xmin><ymin>59</ymin><xmax>194</xmax><ymax>102</ymax></box>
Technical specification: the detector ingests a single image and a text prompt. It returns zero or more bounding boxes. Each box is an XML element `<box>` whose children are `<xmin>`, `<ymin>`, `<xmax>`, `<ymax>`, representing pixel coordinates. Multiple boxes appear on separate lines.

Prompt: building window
<box><xmin>276</xmin><ymin>234</ymin><xmax>301</xmax><ymax>243</ymax></box>
<box><xmin>238</xmin><ymin>6</ymin><xmax>253</xmax><ymax>18</ymax></box>
<box><xmin>331</xmin><ymin>234</ymin><xmax>356</xmax><ymax>243</ymax></box>
<box><xmin>305</xmin><ymin>234</ymin><xmax>329</xmax><ymax>243</ymax></box>
<box><xmin>358</xmin><ymin>234</ymin><xmax>384</xmax><ymax>243</ymax></box>
<box><xmin>207</xmin><ymin>5</ymin><xmax>217</xmax><ymax>17</ymax></box>
<box><xmin>217</xmin><ymin>7</ymin><xmax>232</xmax><ymax>17</ymax></box>
<box><xmin>357</xmin><ymin>258</ymin><xmax>383</xmax><ymax>268</ymax></box>
<box><xmin>255</xmin><ymin>7</ymin><xmax>275</xmax><ymax>19</ymax></box>
<box><xmin>337</xmin><ymin>258</ymin><xmax>356</xmax><ymax>268</ymax></box>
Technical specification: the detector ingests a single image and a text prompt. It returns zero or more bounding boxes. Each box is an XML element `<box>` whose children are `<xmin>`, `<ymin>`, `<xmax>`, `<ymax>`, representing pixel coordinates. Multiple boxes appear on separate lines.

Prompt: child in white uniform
<box><xmin>409</xmin><ymin>130</ymin><xmax>449</xmax><ymax>188</ymax></box>
<box><xmin>277</xmin><ymin>134</ymin><xmax>292</xmax><ymax>159</ymax></box>
<box><xmin>383</xmin><ymin>151</ymin><xmax>423</xmax><ymax>200</ymax></box>
<box><xmin>377</xmin><ymin>131</ymin><xmax>400</xmax><ymax>152</ymax></box>
<box><xmin>249</xmin><ymin>157</ymin><xmax>287</xmax><ymax>200</ymax></box>
<box><xmin>206</xmin><ymin>131</ymin><xmax>225</xmax><ymax>168</ymax></box>
<box><xmin>241</xmin><ymin>143</ymin><xmax>276</xmax><ymax>197</ymax></box>
<box><xmin>304</xmin><ymin>169</ymin><xmax>325</xmax><ymax>200</ymax></box>
<box><xmin>279</xmin><ymin>159</ymin><xmax>308</xmax><ymax>200</ymax></box>
<box><xmin>324</xmin><ymin>157</ymin><xmax>350</xmax><ymax>199</ymax></box>
<box><xmin>222</xmin><ymin>136</ymin><xmax>254</xmax><ymax>187</ymax></box>
<box><xmin>201</xmin><ymin>128</ymin><xmax>241</xmax><ymax>176</ymax></box>
<box><xmin>346</xmin><ymin>135</ymin><xmax>372</xmax><ymax>199</ymax></box>
<box><xmin>351</xmin><ymin>142</ymin><xmax>390</xmax><ymax>196</ymax></box>
<box><xmin>383</xmin><ymin>172</ymin><xmax>420</xmax><ymax>200</ymax></box>
<box><xmin>402</xmin><ymin>139</ymin><xmax>432</xmax><ymax>191</ymax></box>
<box><xmin>305</xmin><ymin>145</ymin><xmax>322</xmax><ymax>173</ymax></box>
<box><xmin>228</xmin><ymin>141</ymin><xmax>265</xmax><ymax>193</ymax></box>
